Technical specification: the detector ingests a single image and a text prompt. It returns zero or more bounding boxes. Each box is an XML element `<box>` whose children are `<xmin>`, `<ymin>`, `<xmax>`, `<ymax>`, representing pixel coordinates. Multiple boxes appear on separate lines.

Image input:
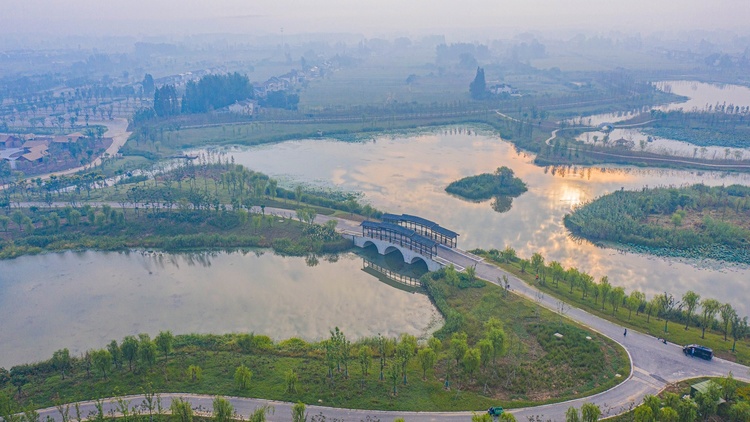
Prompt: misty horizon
<box><xmin>3</xmin><ymin>0</ymin><xmax>749</xmax><ymax>42</ymax></box>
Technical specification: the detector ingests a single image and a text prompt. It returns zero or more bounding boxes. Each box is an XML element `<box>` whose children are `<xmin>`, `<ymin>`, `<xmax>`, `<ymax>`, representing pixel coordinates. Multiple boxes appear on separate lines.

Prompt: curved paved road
<box><xmin>436</xmin><ymin>246</ymin><xmax>750</xmax><ymax>419</ymax></box>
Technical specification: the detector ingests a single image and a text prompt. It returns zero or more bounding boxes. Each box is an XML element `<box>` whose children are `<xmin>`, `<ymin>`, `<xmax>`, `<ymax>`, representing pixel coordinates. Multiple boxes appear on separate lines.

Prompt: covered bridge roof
<box><xmin>381</xmin><ymin>213</ymin><xmax>459</xmax><ymax>238</ymax></box>
<box><xmin>361</xmin><ymin>220</ymin><xmax>438</xmax><ymax>249</ymax></box>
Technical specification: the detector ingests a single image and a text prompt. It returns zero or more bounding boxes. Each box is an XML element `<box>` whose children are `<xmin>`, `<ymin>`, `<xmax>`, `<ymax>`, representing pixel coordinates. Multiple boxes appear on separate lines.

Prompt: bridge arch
<box><xmin>362</xmin><ymin>240</ymin><xmax>381</xmax><ymax>254</ymax></box>
<box><xmin>383</xmin><ymin>245</ymin><xmax>402</xmax><ymax>256</ymax></box>
<box><xmin>352</xmin><ymin>220</ymin><xmax>451</xmax><ymax>272</ymax></box>
<box><xmin>409</xmin><ymin>256</ymin><xmax>429</xmax><ymax>268</ymax></box>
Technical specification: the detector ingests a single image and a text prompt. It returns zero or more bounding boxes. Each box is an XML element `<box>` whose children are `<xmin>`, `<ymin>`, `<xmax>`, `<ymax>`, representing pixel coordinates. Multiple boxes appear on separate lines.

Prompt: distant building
<box><xmin>0</xmin><ymin>134</ymin><xmax>22</xmax><ymax>148</ymax></box>
<box><xmin>612</xmin><ymin>138</ymin><xmax>635</xmax><ymax>150</ymax></box>
<box><xmin>489</xmin><ymin>83</ymin><xmax>519</xmax><ymax>96</ymax></box>
<box><xmin>19</xmin><ymin>146</ymin><xmax>47</xmax><ymax>163</ymax></box>
<box><xmin>228</xmin><ymin>100</ymin><xmax>258</xmax><ymax>116</ymax></box>
<box><xmin>53</xmin><ymin>132</ymin><xmax>85</xmax><ymax>144</ymax></box>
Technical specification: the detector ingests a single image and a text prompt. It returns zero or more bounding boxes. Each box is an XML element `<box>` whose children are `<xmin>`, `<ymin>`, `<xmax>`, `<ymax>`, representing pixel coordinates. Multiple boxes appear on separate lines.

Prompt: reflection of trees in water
<box><xmin>491</xmin><ymin>195</ymin><xmax>513</xmax><ymax>213</ymax></box>
<box><xmin>140</xmin><ymin>250</ymin><xmax>218</xmax><ymax>269</ymax></box>
<box><xmin>543</xmin><ymin>164</ymin><xmax>750</xmax><ymax>183</ymax></box>
<box><xmin>304</xmin><ymin>253</ymin><xmax>342</xmax><ymax>266</ymax></box>
<box><xmin>305</xmin><ymin>254</ymin><xmax>319</xmax><ymax>267</ymax></box>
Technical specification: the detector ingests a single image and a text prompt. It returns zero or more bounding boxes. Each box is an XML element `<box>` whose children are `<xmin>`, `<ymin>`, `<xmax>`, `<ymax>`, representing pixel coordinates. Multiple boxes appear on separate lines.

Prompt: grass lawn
<box><xmin>472</xmin><ymin>251</ymin><xmax>750</xmax><ymax>365</ymax></box>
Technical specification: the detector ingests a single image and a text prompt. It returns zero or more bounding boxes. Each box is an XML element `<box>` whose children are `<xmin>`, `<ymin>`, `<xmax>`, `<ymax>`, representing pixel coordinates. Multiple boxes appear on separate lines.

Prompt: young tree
<box><xmin>549</xmin><ymin>261</ymin><xmax>564</xmax><ymax>288</ymax></box>
<box><xmin>11</xmin><ymin>211</ymin><xmax>25</xmax><ymax>231</ymax></box>
<box><xmin>90</xmin><ymin>349</ymin><xmax>112</xmax><ymax>380</ymax></box>
<box><xmin>729</xmin><ymin>402</ymin><xmax>750</xmax><ymax>422</ymax></box>
<box><xmin>659</xmin><ymin>406</ymin><xmax>680</xmax><ymax>422</ymax></box>
<box><xmin>417</xmin><ymin>347</ymin><xmax>436</xmax><ymax>380</ymax></box>
<box><xmin>626</xmin><ymin>291</ymin><xmax>645</xmax><ymax>320</ymax></box>
<box><xmin>248</xmin><ymin>405</ymin><xmax>273</xmax><ymax>422</ymax></box>
<box><xmin>657</xmin><ymin>292</ymin><xmax>677</xmax><ymax>333</ymax></box>
<box><xmin>610</xmin><ymin>286</ymin><xmax>625</xmax><ymax>316</ymax></box>
<box><xmin>292</xmin><ymin>403</ymin><xmax>306</xmax><ymax>422</ymax></box>
<box><xmin>643</xmin><ymin>394</ymin><xmax>661</xmax><ymax>416</ymax></box>
<box><xmin>486</xmin><ymin>327</ymin><xmax>506</xmax><ymax>364</ymax></box>
<box><xmin>462</xmin><ymin>348</ymin><xmax>481</xmax><ymax>379</ymax></box>
<box><xmin>235</xmin><ymin>364</ymin><xmax>253</xmax><ymax>391</ymax></box>
<box><xmin>121</xmin><ymin>336</ymin><xmax>139</xmax><ymax>372</ymax></box>
<box><xmin>284</xmin><ymin>369</ymin><xmax>298</xmax><ymax>394</ymax></box>
<box><xmin>139</xmin><ymin>334</ymin><xmax>157</xmax><ymax>368</ymax></box>
<box><xmin>51</xmin><ymin>349</ymin><xmax>72</xmax><ymax>380</ymax></box>
<box><xmin>376</xmin><ymin>335</ymin><xmax>396</xmax><ymax>381</ymax></box>
<box><xmin>0</xmin><ymin>391</ymin><xmax>20</xmax><ymax>422</ymax></box>
<box><xmin>388</xmin><ymin>362</ymin><xmax>400</xmax><ymax>395</ymax></box>
<box><xmin>465</xmin><ymin>265</ymin><xmax>477</xmax><ymax>283</ymax></box>
<box><xmin>107</xmin><ymin>341</ymin><xmax>122</xmax><ymax>370</ymax></box>
<box><xmin>682</xmin><ymin>291</ymin><xmax>700</xmax><ymax>330</ymax></box>
<box><xmin>632</xmin><ymin>405</ymin><xmax>653</xmax><ymax>422</ymax></box>
<box><xmin>719</xmin><ymin>372</ymin><xmax>739</xmax><ymax>402</ymax></box>
<box><xmin>676</xmin><ymin>397</ymin><xmax>698</xmax><ymax>422</ymax></box>
<box><xmin>700</xmin><ymin>299</ymin><xmax>720</xmax><ymax>338</ymax></box>
<box><xmin>212</xmin><ymin>396</ymin><xmax>234</xmax><ymax>422</ymax></box>
<box><xmin>471</xmin><ymin>413</ymin><xmax>490</xmax><ymax>422</ymax></box>
<box><xmin>478</xmin><ymin>339</ymin><xmax>493</xmax><ymax>368</ymax></box>
<box><xmin>580</xmin><ymin>403</ymin><xmax>601</xmax><ymax>422</ymax></box>
<box><xmin>695</xmin><ymin>381</ymin><xmax>721</xmax><ymax>418</ymax></box>
<box><xmin>187</xmin><ymin>365</ymin><xmax>202</xmax><ymax>382</ymax></box>
<box><xmin>10</xmin><ymin>371</ymin><xmax>26</xmax><ymax>396</ymax></box>
<box><xmin>155</xmin><ymin>331</ymin><xmax>174</xmax><ymax>362</ymax></box>
<box><xmin>358</xmin><ymin>346</ymin><xmax>372</xmax><ymax>378</ymax></box>
<box><xmin>530</xmin><ymin>252</ymin><xmax>544</xmax><ymax>274</ymax></box>
<box><xmin>598</xmin><ymin>277</ymin><xmax>612</xmax><ymax>311</ymax></box>
<box><xmin>396</xmin><ymin>334</ymin><xmax>417</xmax><ymax>384</ymax></box>
<box><xmin>450</xmin><ymin>332</ymin><xmax>469</xmax><ymax>365</ymax></box>
<box><xmin>730</xmin><ymin>315</ymin><xmax>749</xmax><ymax>352</ymax></box>
<box><xmin>169</xmin><ymin>398</ymin><xmax>193</xmax><ymax>422</ymax></box>
<box><xmin>720</xmin><ymin>303</ymin><xmax>737</xmax><ymax>341</ymax></box>
<box><xmin>428</xmin><ymin>337</ymin><xmax>442</xmax><ymax>352</ymax></box>
<box><xmin>565</xmin><ymin>406</ymin><xmax>580</xmax><ymax>422</ymax></box>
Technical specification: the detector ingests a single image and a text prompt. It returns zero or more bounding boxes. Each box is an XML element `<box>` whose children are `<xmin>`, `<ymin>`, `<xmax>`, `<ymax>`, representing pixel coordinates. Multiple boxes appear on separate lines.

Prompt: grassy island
<box><xmin>446</xmin><ymin>166</ymin><xmax>527</xmax><ymax>203</ymax></box>
<box><xmin>563</xmin><ymin>184</ymin><xmax>750</xmax><ymax>264</ymax></box>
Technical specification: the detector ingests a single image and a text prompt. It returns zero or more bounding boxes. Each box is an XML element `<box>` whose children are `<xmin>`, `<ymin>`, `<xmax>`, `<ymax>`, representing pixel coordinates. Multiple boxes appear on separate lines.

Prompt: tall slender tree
<box><xmin>701</xmin><ymin>299</ymin><xmax>721</xmax><ymax>338</ymax></box>
<box><xmin>719</xmin><ymin>303</ymin><xmax>737</xmax><ymax>341</ymax></box>
<box><xmin>469</xmin><ymin>67</ymin><xmax>486</xmax><ymax>99</ymax></box>
<box><xmin>682</xmin><ymin>291</ymin><xmax>700</xmax><ymax>330</ymax></box>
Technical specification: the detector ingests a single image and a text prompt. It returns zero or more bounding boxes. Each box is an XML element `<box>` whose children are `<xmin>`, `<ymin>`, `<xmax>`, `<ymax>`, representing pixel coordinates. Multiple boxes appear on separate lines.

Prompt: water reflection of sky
<box><xmin>215</xmin><ymin>128</ymin><xmax>750</xmax><ymax>317</ymax></box>
<box><xmin>577</xmin><ymin>81</ymin><xmax>750</xmax><ymax>156</ymax></box>
<box><xmin>0</xmin><ymin>250</ymin><xmax>439</xmax><ymax>368</ymax></box>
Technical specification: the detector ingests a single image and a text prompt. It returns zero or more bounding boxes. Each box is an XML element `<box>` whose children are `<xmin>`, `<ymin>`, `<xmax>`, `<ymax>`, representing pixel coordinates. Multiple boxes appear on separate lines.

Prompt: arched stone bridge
<box><xmin>344</xmin><ymin>214</ymin><xmax>462</xmax><ymax>272</ymax></box>
<box><xmin>350</xmin><ymin>235</ymin><xmax>442</xmax><ymax>271</ymax></box>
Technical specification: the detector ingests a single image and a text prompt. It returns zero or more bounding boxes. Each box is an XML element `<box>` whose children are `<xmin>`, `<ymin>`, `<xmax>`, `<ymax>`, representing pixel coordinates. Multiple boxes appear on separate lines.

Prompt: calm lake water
<box><xmin>577</xmin><ymin>81</ymin><xmax>750</xmax><ymax>157</ymax></box>
<box><xmin>211</xmin><ymin>127</ymin><xmax>750</xmax><ymax>316</ymax></box>
<box><xmin>0</xmin><ymin>250</ymin><xmax>440</xmax><ymax>368</ymax></box>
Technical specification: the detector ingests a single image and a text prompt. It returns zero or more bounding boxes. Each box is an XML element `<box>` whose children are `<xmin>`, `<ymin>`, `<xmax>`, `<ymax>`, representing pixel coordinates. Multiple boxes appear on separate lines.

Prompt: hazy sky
<box><xmin>3</xmin><ymin>0</ymin><xmax>748</xmax><ymax>38</ymax></box>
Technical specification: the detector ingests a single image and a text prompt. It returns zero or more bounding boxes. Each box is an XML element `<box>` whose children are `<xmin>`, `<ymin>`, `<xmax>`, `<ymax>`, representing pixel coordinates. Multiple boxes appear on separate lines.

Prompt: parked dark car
<box><xmin>488</xmin><ymin>407</ymin><xmax>504</xmax><ymax>416</ymax></box>
<box><xmin>683</xmin><ymin>344</ymin><xmax>713</xmax><ymax>360</ymax></box>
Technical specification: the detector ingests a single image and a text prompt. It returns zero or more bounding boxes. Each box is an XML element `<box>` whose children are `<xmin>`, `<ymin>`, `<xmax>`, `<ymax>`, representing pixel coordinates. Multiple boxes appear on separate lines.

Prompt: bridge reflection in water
<box><xmin>358</xmin><ymin>247</ymin><xmax>428</xmax><ymax>294</ymax></box>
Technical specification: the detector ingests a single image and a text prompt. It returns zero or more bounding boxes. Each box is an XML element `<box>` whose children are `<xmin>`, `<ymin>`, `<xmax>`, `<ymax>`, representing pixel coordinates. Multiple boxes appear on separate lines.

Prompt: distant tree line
<box><xmin>150</xmin><ymin>73</ymin><xmax>254</xmax><ymax>118</ymax></box>
<box><xmin>474</xmin><ymin>246</ymin><xmax>750</xmax><ymax>359</ymax></box>
<box><xmin>181</xmin><ymin>73</ymin><xmax>254</xmax><ymax>114</ymax></box>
